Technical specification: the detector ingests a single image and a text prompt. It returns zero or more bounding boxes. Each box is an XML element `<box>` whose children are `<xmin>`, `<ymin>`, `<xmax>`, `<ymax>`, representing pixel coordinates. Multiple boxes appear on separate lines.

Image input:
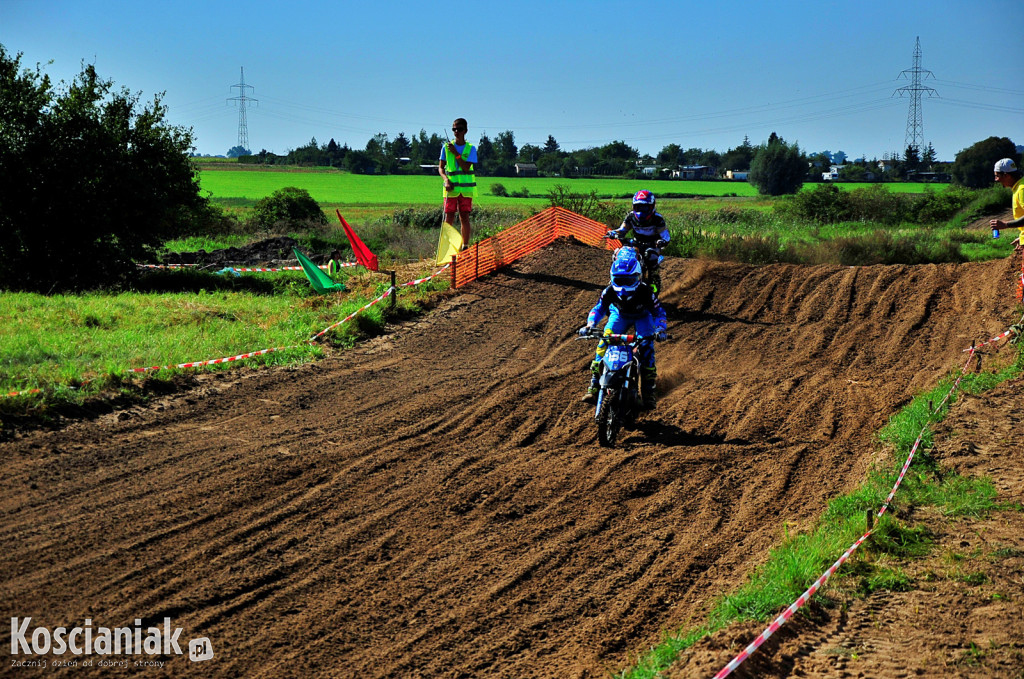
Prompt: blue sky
<box><xmin>3</xmin><ymin>0</ymin><xmax>1021</xmax><ymax>161</ymax></box>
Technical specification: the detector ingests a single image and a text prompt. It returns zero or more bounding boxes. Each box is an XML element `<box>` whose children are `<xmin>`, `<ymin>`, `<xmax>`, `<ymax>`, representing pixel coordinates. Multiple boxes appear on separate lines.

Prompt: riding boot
<box><xmin>582</xmin><ymin>360</ymin><xmax>601</xmax><ymax>403</ymax></box>
<box><xmin>649</xmin><ymin>268</ymin><xmax>662</xmax><ymax>296</ymax></box>
<box><xmin>640</xmin><ymin>366</ymin><xmax>657</xmax><ymax>409</ymax></box>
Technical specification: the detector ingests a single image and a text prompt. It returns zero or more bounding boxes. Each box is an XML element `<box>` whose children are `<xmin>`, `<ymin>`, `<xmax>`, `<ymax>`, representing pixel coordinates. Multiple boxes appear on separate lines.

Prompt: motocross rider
<box><xmin>579</xmin><ymin>248</ymin><xmax>667</xmax><ymax>408</ymax></box>
<box><xmin>606</xmin><ymin>189</ymin><xmax>670</xmax><ymax>294</ymax></box>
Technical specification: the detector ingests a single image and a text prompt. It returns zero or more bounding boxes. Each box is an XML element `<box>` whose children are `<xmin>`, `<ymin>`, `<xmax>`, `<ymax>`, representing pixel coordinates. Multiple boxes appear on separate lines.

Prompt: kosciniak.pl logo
<box><xmin>10</xmin><ymin>617</ymin><xmax>213</xmax><ymax>663</ymax></box>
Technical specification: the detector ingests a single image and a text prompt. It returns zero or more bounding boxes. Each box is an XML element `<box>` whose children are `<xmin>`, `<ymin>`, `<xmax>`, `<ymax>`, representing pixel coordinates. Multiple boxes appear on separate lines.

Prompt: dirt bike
<box><xmin>604</xmin><ymin>235</ymin><xmax>665</xmax><ymax>289</ymax></box>
<box><xmin>576</xmin><ymin>329</ymin><xmax>666</xmax><ymax>447</ymax></box>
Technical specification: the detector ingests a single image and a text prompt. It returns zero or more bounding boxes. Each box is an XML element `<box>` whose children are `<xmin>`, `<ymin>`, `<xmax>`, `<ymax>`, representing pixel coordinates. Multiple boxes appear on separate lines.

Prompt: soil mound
<box><xmin>1</xmin><ymin>238</ymin><xmax>1020</xmax><ymax>677</ymax></box>
<box><xmin>161</xmin><ymin>236</ymin><xmax>336</xmax><ymax>267</ymax></box>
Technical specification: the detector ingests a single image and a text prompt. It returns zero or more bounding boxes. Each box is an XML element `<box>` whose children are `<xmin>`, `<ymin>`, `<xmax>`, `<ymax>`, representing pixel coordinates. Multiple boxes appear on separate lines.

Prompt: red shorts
<box><xmin>443</xmin><ymin>196</ymin><xmax>473</xmax><ymax>214</ymax></box>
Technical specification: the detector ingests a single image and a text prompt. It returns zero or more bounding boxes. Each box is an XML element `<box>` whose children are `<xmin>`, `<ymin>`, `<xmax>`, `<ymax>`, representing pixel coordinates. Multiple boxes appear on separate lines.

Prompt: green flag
<box><xmin>293</xmin><ymin>248</ymin><xmax>346</xmax><ymax>294</ymax></box>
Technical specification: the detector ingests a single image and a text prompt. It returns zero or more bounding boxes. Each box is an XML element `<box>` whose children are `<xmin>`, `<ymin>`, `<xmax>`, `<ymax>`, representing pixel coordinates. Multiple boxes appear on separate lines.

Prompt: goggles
<box><xmin>612</xmin><ymin>274</ymin><xmax>640</xmax><ymax>288</ymax></box>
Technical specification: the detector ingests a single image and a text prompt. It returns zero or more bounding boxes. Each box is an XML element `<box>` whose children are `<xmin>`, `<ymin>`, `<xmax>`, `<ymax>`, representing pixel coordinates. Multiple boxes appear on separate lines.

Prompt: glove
<box><xmin>656</xmin><ymin>330</ymin><xmax>667</xmax><ymax>341</ymax></box>
<box><xmin>578</xmin><ymin>324</ymin><xmax>594</xmax><ymax>337</ymax></box>
<box><xmin>606</xmin><ymin>230</ymin><xmax>620</xmax><ymax>239</ymax></box>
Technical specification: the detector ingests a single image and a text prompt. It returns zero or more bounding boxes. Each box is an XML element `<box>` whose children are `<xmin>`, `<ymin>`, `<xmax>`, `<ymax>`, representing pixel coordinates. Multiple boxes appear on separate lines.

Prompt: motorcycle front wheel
<box><xmin>597</xmin><ymin>387</ymin><xmax>621</xmax><ymax>447</ymax></box>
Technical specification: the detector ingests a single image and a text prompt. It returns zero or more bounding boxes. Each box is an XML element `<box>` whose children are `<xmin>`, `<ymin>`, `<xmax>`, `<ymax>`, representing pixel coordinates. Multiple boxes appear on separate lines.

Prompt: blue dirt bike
<box><xmin>576</xmin><ymin>329</ymin><xmax>666</xmax><ymax>447</ymax></box>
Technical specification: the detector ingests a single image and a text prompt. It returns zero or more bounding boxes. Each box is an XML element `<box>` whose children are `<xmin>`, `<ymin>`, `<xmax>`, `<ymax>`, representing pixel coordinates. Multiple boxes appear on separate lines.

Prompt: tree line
<box><xmin>229</xmin><ymin>129</ymin><xmax>1015</xmax><ymax>190</ymax></box>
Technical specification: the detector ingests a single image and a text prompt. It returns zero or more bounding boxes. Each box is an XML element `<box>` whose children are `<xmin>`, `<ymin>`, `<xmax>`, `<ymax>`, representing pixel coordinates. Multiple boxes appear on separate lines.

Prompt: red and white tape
<box><xmin>4</xmin><ymin>388</ymin><xmax>42</xmax><ymax>398</ymax></box>
<box><xmin>714</xmin><ymin>345</ymin><xmax>981</xmax><ymax>678</ymax></box>
<box><xmin>137</xmin><ymin>263</ymin><xmax>198</xmax><ymax>269</ymax></box>
<box><xmin>126</xmin><ymin>345</ymin><xmax>304</xmax><ymax>373</ymax></box>
<box><xmin>308</xmin><ymin>290</ymin><xmax>391</xmax><ymax>341</ymax></box>
<box><xmin>138</xmin><ymin>263</ymin><xmax>358</xmax><ymax>272</ymax></box>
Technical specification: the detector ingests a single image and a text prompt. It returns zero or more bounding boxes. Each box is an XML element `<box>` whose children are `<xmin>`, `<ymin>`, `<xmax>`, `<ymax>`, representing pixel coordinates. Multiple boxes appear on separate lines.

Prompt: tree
<box><xmin>598</xmin><ymin>140</ymin><xmax>638</xmax><ymax>161</ymax></box>
<box><xmin>226</xmin><ymin>145</ymin><xmax>250</xmax><ymax>157</ymax></box>
<box><xmin>699</xmin><ymin>149</ymin><xmax>721</xmax><ymax>169</ymax></box>
<box><xmin>950</xmin><ymin>136</ymin><xmax>1017</xmax><ymax>188</ymax></box>
<box><xmin>494</xmin><ymin>130</ymin><xmax>517</xmax><ymax>163</ymax></box>
<box><xmin>921</xmin><ymin>142</ymin><xmax>937</xmax><ymax>167</ymax></box>
<box><xmin>748</xmin><ymin>134</ymin><xmax>805</xmax><ymax>195</ymax></box>
<box><xmin>543</xmin><ymin>135</ymin><xmax>560</xmax><ymax>154</ymax></box>
<box><xmin>720</xmin><ymin>137</ymin><xmax>755</xmax><ymax>172</ymax></box>
<box><xmin>344</xmin><ymin>150</ymin><xmax>375</xmax><ymax>174</ymax></box>
<box><xmin>681</xmin><ymin>147</ymin><xmax>704</xmax><ymax>165</ymax></box>
<box><xmin>518</xmin><ymin>143</ymin><xmax>541</xmax><ymax>162</ymax></box>
<box><xmin>658</xmin><ymin>143</ymin><xmax>681</xmax><ymax>166</ymax></box>
<box><xmin>0</xmin><ymin>45</ymin><xmax>207</xmax><ymax>291</ymax></box>
<box><xmin>391</xmin><ymin>132</ymin><xmax>411</xmax><ymax>159</ymax></box>
<box><xmin>903</xmin><ymin>145</ymin><xmax>921</xmax><ymax>178</ymax></box>
<box><xmin>475</xmin><ymin>132</ymin><xmax>494</xmax><ymax>171</ymax></box>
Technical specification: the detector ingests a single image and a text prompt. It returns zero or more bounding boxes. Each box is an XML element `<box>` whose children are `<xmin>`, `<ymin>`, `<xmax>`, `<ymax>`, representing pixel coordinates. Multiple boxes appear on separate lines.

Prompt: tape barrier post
<box><xmin>713</xmin><ymin>341</ymin><xmax>988</xmax><ymax>678</ymax></box>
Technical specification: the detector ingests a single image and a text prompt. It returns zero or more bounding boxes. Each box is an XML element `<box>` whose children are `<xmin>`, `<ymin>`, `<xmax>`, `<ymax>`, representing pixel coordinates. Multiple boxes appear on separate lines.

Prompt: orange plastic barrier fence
<box><xmin>451</xmin><ymin>207</ymin><xmax>612</xmax><ymax>288</ymax></box>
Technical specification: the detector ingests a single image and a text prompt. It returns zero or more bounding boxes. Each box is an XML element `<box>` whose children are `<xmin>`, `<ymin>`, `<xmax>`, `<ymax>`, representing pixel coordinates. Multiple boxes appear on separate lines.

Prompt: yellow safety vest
<box><xmin>443</xmin><ymin>143</ymin><xmax>476</xmax><ymax>197</ymax></box>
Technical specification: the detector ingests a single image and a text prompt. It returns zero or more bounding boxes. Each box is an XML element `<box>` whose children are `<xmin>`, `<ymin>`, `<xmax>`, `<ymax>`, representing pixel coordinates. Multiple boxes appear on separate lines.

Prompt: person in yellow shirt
<box><xmin>990</xmin><ymin>157</ymin><xmax>1024</xmax><ymax>250</ymax></box>
<box><xmin>438</xmin><ymin>118</ymin><xmax>478</xmax><ymax>249</ymax></box>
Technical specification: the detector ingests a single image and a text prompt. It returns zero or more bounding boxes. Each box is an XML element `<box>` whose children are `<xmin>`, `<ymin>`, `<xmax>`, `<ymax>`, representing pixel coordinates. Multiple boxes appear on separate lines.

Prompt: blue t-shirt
<box><xmin>439</xmin><ymin>143</ymin><xmax>478</xmax><ymax>164</ymax></box>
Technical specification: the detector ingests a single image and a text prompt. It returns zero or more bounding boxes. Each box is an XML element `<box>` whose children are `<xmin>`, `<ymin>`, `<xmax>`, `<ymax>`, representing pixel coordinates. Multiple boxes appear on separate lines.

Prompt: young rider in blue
<box><xmin>579</xmin><ymin>248</ymin><xmax>667</xmax><ymax>408</ymax></box>
<box><xmin>606</xmin><ymin>189</ymin><xmax>671</xmax><ymax>294</ymax></box>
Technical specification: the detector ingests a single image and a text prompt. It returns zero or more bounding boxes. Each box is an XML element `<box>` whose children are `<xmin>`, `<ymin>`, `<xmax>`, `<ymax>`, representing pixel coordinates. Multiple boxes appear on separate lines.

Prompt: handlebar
<box><xmin>574</xmin><ymin>329</ymin><xmax>670</xmax><ymax>342</ymax></box>
<box><xmin>604</xmin><ymin>235</ymin><xmax>662</xmax><ymax>257</ymax></box>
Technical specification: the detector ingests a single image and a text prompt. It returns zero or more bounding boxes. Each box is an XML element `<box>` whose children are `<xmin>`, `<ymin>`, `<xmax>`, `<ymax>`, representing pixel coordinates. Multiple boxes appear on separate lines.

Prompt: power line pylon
<box><xmin>227</xmin><ymin>67</ymin><xmax>257</xmax><ymax>151</ymax></box>
<box><xmin>893</xmin><ymin>37</ymin><xmax>937</xmax><ymax>155</ymax></box>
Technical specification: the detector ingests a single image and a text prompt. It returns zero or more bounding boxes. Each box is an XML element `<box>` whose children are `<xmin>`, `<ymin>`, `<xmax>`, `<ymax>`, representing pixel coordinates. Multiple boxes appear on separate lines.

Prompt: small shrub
<box><xmin>846</xmin><ymin>184</ymin><xmax>911</xmax><ymax>225</ymax></box>
<box><xmin>910</xmin><ymin>187</ymin><xmax>975</xmax><ymax>224</ymax></box>
<box><xmin>546</xmin><ymin>184</ymin><xmax>620</xmax><ymax>225</ymax></box>
<box><xmin>781</xmin><ymin>183</ymin><xmax>853</xmax><ymax>224</ymax></box>
<box><xmin>490</xmin><ymin>183</ymin><xmax>509</xmax><ymax>197</ymax></box>
<box><xmin>251</xmin><ymin>187</ymin><xmax>328</xmax><ymax>230</ymax></box>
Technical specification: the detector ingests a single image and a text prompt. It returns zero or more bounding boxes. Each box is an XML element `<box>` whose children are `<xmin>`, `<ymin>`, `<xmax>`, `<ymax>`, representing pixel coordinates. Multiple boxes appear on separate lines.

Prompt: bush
<box><xmin>546</xmin><ymin>184</ymin><xmax>620</xmax><ymax>225</ymax></box>
<box><xmin>251</xmin><ymin>187</ymin><xmax>328</xmax><ymax>230</ymax></box>
<box><xmin>909</xmin><ymin>187</ymin><xmax>975</xmax><ymax>224</ymax></box>
<box><xmin>783</xmin><ymin>183</ymin><xmax>853</xmax><ymax>223</ymax></box>
<box><xmin>846</xmin><ymin>184</ymin><xmax>910</xmax><ymax>225</ymax></box>
<box><xmin>490</xmin><ymin>183</ymin><xmax>509</xmax><ymax>197</ymax></box>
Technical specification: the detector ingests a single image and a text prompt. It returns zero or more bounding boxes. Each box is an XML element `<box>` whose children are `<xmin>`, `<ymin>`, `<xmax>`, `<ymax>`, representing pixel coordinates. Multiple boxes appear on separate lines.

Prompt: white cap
<box><xmin>994</xmin><ymin>158</ymin><xmax>1018</xmax><ymax>173</ymax></box>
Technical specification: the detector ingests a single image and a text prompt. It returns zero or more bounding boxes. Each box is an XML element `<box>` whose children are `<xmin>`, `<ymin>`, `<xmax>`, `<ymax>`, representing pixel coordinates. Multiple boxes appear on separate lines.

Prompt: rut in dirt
<box><xmin>1</xmin><ymin>238</ymin><xmax>1019</xmax><ymax>678</ymax></box>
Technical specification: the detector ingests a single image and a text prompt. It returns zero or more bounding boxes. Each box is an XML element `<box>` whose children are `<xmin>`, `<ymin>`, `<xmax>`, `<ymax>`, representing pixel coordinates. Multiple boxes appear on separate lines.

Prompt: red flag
<box><xmin>336</xmin><ymin>210</ymin><xmax>379</xmax><ymax>271</ymax></box>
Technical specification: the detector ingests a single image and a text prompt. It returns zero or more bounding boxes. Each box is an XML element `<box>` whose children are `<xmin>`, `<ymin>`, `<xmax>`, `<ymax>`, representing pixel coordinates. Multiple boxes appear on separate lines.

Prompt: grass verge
<box><xmin>0</xmin><ymin>266</ymin><xmax>451</xmax><ymax>430</ymax></box>
<box><xmin>617</xmin><ymin>341</ymin><xmax>1023</xmax><ymax>678</ymax></box>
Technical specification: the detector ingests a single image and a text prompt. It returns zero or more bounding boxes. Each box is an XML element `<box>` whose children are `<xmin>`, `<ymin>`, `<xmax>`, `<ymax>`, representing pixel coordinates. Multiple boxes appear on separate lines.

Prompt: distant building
<box><xmin>674</xmin><ymin>165</ymin><xmax>716</xmax><ymax>180</ymax></box>
<box><xmin>514</xmin><ymin>162</ymin><xmax>538</xmax><ymax>177</ymax></box>
<box><xmin>725</xmin><ymin>170</ymin><xmax>748</xmax><ymax>180</ymax></box>
<box><xmin>822</xmin><ymin>165</ymin><xmax>845</xmax><ymax>181</ymax></box>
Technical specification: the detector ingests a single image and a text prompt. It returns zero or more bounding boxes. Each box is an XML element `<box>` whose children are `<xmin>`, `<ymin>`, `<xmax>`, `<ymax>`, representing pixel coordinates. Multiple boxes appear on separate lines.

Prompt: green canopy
<box><xmin>293</xmin><ymin>248</ymin><xmax>346</xmax><ymax>294</ymax></box>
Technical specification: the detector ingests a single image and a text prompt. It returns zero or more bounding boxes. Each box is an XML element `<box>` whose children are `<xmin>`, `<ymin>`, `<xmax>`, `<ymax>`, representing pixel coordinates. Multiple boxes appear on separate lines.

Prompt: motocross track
<box><xmin>2</xmin><ymin>238</ymin><xmax>1022</xmax><ymax>678</ymax></box>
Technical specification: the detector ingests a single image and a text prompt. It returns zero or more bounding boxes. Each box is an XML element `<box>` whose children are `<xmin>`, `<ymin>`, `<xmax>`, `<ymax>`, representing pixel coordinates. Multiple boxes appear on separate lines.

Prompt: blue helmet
<box><xmin>610</xmin><ymin>248</ymin><xmax>642</xmax><ymax>297</ymax></box>
<box><xmin>632</xmin><ymin>189</ymin><xmax>656</xmax><ymax>220</ymax></box>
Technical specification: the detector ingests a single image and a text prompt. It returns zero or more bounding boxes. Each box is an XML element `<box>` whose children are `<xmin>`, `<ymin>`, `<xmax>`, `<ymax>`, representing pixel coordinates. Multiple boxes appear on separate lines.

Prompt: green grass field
<box><xmin>197</xmin><ymin>166</ymin><xmax>949</xmax><ymax>208</ymax></box>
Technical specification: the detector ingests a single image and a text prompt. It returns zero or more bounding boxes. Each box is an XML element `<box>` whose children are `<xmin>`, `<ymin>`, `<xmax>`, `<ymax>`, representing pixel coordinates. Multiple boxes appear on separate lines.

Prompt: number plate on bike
<box><xmin>604</xmin><ymin>347</ymin><xmax>631</xmax><ymax>370</ymax></box>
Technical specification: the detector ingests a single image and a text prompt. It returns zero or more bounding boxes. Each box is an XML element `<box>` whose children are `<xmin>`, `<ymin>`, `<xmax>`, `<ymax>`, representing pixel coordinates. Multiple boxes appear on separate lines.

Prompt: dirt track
<box><xmin>1</xmin><ymin>239</ymin><xmax>1021</xmax><ymax>677</ymax></box>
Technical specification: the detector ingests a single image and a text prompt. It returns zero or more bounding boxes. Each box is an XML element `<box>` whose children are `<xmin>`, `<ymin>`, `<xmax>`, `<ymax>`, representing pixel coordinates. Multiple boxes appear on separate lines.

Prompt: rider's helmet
<box><xmin>631</xmin><ymin>189</ymin><xmax>656</xmax><ymax>221</ymax></box>
<box><xmin>610</xmin><ymin>248</ymin><xmax>642</xmax><ymax>298</ymax></box>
